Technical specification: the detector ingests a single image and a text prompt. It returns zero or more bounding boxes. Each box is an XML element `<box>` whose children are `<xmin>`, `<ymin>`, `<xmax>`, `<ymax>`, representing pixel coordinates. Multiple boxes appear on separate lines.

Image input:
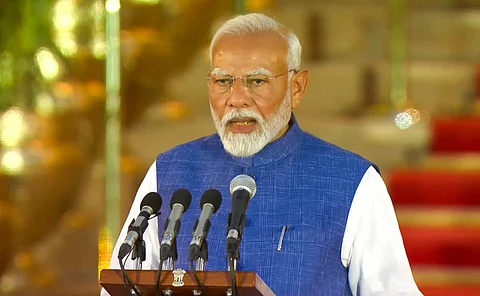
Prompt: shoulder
<box><xmin>300</xmin><ymin>130</ymin><xmax>380</xmax><ymax>174</ymax></box>
<box><xmin>156</xmin><ymin>133</ymin><xmax>222</xmax><ymax>163</ymax></box>
<box><xmin>301</xmin><ymin>131</ymin><xmax>371</xmax><ymax>162</ymax></box>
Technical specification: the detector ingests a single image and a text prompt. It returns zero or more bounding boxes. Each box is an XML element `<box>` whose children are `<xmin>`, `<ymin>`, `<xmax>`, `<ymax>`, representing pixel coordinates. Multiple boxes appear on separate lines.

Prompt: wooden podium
<box><xmin>100</xmin><ymin>269</ymin><xmax>276</xmax><ymax>296</ymax></box>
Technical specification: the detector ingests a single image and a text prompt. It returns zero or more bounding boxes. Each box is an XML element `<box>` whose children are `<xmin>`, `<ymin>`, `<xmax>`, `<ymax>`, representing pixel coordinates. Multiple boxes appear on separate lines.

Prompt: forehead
<box><xmin>211</xmin><ymin>31</ymin><xmax>288</xmax><ymax>74</ymax></box>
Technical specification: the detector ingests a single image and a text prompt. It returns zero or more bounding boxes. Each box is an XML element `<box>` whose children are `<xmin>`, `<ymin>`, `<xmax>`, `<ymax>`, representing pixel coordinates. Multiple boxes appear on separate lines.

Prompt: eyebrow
<box><xmin>247</xmin><ymin>67</ymin><xmax>273</xmax><ymax>76</ymax></box>
<box><xmin>210</xmin><ymin>67</ymin><xmax>274</xmax><ymax>76</ymax></box>
<box><xmin>210</xmin><ymin>68</ymin><xmax>229</xmax><ymax>76</ymax></box>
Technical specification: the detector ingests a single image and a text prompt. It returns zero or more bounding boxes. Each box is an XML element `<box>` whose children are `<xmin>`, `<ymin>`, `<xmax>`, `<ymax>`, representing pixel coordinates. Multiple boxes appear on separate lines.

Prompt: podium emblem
<box><xmin>172</xmin><ymin>268</ymin><xmax>186</xmax><ymax>287</ymax></box>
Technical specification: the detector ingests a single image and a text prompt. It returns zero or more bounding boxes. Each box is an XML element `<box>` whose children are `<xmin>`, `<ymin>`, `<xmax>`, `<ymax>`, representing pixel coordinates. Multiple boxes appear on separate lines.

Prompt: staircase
<box><xmin>387</xmin><ymin>117</ymin><xmax>480</xmax><ymax>295</ymax></box>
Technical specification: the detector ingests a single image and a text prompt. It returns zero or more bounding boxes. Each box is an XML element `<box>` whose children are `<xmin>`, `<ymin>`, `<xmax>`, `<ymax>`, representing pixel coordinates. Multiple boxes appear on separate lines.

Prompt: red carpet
<box><xmin>388</xmin><ymin>116</ymin><xmax>480</xmax><ymax>295</ymax></box>
<box><xmin>430</xmin><ymin>117</ymin><xmax>480</xmax><ymax>153</ymax></box>
<box><xmin>387</xmin><ymin>170</ymin><xmax>480</xmax><ymax>207</ymax></box>
<box><xmin>401</xmin><ymin>227</ymin><xmax>480</xmax><ymax>266</ymax></box>
<box><xmin>420</xmin><ymin>287</ymin><xmax>480</xmax><ymax>296</ymax></box>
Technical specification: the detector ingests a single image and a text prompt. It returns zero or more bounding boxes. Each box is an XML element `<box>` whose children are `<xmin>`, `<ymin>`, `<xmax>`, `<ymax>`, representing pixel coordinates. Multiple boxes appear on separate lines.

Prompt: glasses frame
<box><xmin>205</xmin><ymin>69</ymin><xmax>297</xmax><ymax>95</ymax></box>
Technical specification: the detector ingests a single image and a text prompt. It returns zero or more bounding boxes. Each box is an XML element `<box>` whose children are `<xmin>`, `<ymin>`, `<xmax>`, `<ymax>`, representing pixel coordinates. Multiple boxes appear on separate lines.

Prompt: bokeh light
<box><xmin>105</xmin><ymin>0</ymin><xmax>121</xmax><ymax>13</ymax></box>
<box><xmin>0</xmin><ymin>107</ymin><xmax>29</xmax><ymax>148</ymax></box>
<box><xmin>394</xmin><ymin>111</ymin><xmax>414</xmax><ymax>130</ymax></box>
<box><xmin>53</xmin><ymin>0</ymin><xmax>79</xmax><ymax>57</ymax></box>
<box><xmin>1</xmin><ymin>150</ymin><xmax>25</xmax><ymax>176</ymax></box>
<box><xmin>35</xmin><ymin>93</ymin><xmax>57</xmax><ymax>117</ymax></box>
<box><xmin>394</xmin><ymin>108</ymin><xmax>426</xmax><ymax>130</ymax></box>
<box><xmin>34</xmin><ymin>48</ymin><xmax>61</xmax><ymax>81</ymax></box>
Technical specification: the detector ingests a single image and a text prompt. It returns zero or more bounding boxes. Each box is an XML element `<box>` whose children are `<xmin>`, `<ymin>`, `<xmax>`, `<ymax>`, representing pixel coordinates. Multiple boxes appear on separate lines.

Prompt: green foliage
<box><xmin>0</xmin><ymin>0</ymin><xmax>55</xmax><ymax>110</ymax></box>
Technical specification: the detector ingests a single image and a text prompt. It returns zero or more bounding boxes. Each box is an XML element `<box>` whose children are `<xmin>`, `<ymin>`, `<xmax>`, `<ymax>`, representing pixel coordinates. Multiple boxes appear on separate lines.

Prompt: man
<box><xmin>102</xmin><ymin>13</ymin><xmax>423</xmax><ymax>296</ymax></box>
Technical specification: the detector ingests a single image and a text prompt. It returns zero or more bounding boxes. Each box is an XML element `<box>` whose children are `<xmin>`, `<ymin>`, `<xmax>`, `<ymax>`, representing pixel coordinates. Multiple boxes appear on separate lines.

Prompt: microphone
<box><xmin>118</xmin><ymin>192</ymin><xmax>162</xmax><ymax>260</ymax></box>
<box><xmin>226</xmin><ymin>174</ymin><xmax>256</xmax><ymax>257</ymax></box>
<box><xmin>160</xmin><ymin>189</ymin><xmax>192</xmax><ymax>260</ymax></box>
<box><xmin>188</xmin><ymin>189</ymin><xmax>223</xmax><ymax>261</ymax></box>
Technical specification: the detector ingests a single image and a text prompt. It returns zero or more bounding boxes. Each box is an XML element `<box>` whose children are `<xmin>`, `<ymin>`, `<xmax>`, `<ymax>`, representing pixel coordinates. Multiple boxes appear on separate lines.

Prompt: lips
<box><xmin>226</xmin><ymin>117</ymin><xmax>258</xmax><ymax>133</ymax></box>
<box><xmin>228</xmin><ymin>117</ymin><xmax>257</xmax><ymax>126</ymax></box>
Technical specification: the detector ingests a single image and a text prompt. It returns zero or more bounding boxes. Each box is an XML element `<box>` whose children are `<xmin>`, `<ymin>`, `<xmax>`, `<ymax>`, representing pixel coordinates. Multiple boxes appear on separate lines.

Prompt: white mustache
<box><xmin>222</xmin><ymin>109</ymin><xmax>263</xmax><ymax>126</ymax></box>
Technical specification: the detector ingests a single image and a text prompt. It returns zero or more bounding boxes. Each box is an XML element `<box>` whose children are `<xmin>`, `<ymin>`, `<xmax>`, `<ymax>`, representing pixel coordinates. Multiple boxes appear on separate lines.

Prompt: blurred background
<box><xmin>0</xmin><ymin>0</ymin><xmax>479</xmax><ymax>295</ymax></box>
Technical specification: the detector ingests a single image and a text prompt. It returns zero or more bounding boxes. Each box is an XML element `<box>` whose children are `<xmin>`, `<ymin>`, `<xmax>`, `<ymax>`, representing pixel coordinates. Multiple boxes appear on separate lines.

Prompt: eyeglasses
<box><xmin>206</xmin><ymin>69</ymin><xmax>296</xmax><ymax>96</ymax></box>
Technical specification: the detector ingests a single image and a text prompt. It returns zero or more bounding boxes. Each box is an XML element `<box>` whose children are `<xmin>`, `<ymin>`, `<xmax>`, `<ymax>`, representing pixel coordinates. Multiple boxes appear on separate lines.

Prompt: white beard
<box><xmin>211</xmin><ymin>93</ymin><xmax>292</xmax><ymax>157</ymax></box>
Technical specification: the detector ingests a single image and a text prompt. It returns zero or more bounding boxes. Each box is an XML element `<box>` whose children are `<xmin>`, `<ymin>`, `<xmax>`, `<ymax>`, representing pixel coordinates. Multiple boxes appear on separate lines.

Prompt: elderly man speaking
<box><xmin>101</xmin><ymin>13</ymin><xmax>423</xmax><ymax>296</ymax></box>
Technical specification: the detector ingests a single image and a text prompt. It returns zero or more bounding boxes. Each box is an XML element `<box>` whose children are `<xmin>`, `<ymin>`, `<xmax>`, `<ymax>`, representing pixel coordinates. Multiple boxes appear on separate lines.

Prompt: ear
<box><xmin>290</xmin><ymin>70</ymin><xmax>308</xmax><ymax>110</ymax></box>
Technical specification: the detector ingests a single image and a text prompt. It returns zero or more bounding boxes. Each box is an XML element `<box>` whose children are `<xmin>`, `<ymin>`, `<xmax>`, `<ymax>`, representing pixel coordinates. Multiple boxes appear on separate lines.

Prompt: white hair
<box><xmin>209</xmin><ymin>13</ymin><xmax>302</xmax><ymax>72</ymax></box>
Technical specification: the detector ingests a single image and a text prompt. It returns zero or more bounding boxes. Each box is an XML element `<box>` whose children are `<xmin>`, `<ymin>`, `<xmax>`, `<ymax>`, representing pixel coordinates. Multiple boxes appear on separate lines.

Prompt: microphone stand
<box><xmin>189</xmin><ymin>217</ymin><xmax>211</xmax><ymax>270</ymax></box>
<box><xmin>225</xmin><ymin>246</ymin><xmax>239</xmax><ymax>296</ymax></box>
<box><xmin>193</xmin><ymin>239</ymin><xmax>208</xmax><ymax>270</ymax></box>
<box><xmin>123</xmin><ymin>217</ymin><xmax>147</xmax><ymax>270</ymax></box>
<box><xmin>160</xmin><ymin>240</ymin><xmax>177</xmax><ymax>270</ymax></box>
<box><xmin>157</xmin><ymin>240</ymin><xmax>177</xmax><ymax>296</ymax></box>
<box><xmin>120</xmin><ymin>219</ymin><xmax>144</xmax><ymax>296</ymax></box>
<box><xmin>190</xmin><ymin>239</ymin><xmax>208</xmax><ymax>296</ymax></box>
<box><xmin>132</xmin><ymin>234</ymin><xmax>146</xmax><ymax>270</ymax></box>
<box><xmin>160</xmin><ymin>215</ymin><xmax>182</xmax><ymax>270</ymax></box>
<box><xmin>187</xmin><ymin>217</ymin><xmax>211</xmax><ymax>296</ymax></box>
<box><xmin>226</xmin><ymin>200</ymin><xmax>247</xmax><ymax>270</ymax></box>
<box><xmin>157</xmin><ymin>218</ymin><xmax>181</xmax><ymax>296</ymax></box>
<box><xmin>226</xmin><ymin>224</ymin><xmax>242</xmax><ymax>296</ymax></box>
<box><xmin>226</xmin><ymin>246</ymin><xmax>239</xmax><ymax>271</ymax></box>
<box><xmin>160</xmin><ymin>220</ymin><xmax>181</xmax><ymax>270</ymax></box>
<box><xmin>226</xmin><ymin>224</ymin><xmax>242</xmax><ymax>271</ymax></box>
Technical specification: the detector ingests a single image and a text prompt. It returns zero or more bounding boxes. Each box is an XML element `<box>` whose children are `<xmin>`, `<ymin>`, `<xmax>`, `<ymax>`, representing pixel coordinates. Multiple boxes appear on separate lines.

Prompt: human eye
<box><xmin>246</xmin><ymin>75</ymin><xmax>268</xmax><ymax>87</ymax></box>
<box><xmin>213</xmin><ymin>76</ymin><xmax>233</xmax><ymax>86</ymax></box>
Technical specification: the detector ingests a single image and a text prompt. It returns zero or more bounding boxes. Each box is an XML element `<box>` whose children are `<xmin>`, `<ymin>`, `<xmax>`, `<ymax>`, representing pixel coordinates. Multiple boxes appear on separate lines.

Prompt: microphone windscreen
<box><xmin>200</xmin><ymin>189</ymin><xmax>222</xmax><ymax>213</ymax></box>
<box><xmin>140</xmin><ymin>192</ymin><xmax>162</xmax><ymax>213</ymax></box>
<box><xmin>230</xmin><ymin>174</ymin><xmax>257</xmax><ymax>198</ymax></box>
<box><xmin>170</xmin><ymin>189</ymin><xmax>192</xmax><ymax>211</ymax></box>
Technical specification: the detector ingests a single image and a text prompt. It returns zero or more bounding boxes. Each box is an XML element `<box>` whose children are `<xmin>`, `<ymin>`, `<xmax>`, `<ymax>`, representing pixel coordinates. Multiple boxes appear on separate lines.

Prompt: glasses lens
<box><xmin>207</xmin><ymin>75</ymin><xmax>234</xmax><ymax>93</ymax></box>
<box><xmin>245</xmin><ymin>75</ymin><xmax>270</xmax><ymax>95</ymax></box>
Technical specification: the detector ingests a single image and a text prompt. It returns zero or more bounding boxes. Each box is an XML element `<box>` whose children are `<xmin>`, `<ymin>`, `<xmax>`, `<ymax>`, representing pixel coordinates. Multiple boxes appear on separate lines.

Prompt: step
<box><xmin>413</xmin><ymin>153</ymin><xmax>480</xmax><ymax>171</ymax></box>
<box><xmin>386</xmin><ymin>169</ymin><xmax>480</xmax><ymax>206</ymax></box>
<box><xmin>396</xmin><ymin>207</ymin><xmax>480</xmax><ymax>228</ymax></box>
<box><xmin>430</xmin><ymin>117</ymin><xmax>480</xmax><ymax>153</ymax></box>
<box><xmin>413</xmin><ymin>266</ymin><xmax>480</xmax><ymax>296</ymax></box>
<box><xmin>401</xmin><ymin>227</ymin><xmax>480</xmax><ymax>266</ymax></box>
<box><xmin>419</xmin><ymin>287</ymin><xmax>480</xmax><ymax>296</ymax></box>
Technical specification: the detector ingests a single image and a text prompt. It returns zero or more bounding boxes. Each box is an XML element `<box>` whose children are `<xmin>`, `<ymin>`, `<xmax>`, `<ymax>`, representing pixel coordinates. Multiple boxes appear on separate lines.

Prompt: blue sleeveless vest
<box><xmin>155</xmin><ymin>116</ymin><xmax>374</xmax><ymax>296</ymax></box>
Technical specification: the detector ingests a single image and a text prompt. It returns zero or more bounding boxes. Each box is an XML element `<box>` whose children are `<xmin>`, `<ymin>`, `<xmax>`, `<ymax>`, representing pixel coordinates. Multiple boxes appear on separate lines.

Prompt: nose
<box><xmin>227</xmin><ymin>77</ymin><xmax>253</xmax><ymax>108</ymax></box>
